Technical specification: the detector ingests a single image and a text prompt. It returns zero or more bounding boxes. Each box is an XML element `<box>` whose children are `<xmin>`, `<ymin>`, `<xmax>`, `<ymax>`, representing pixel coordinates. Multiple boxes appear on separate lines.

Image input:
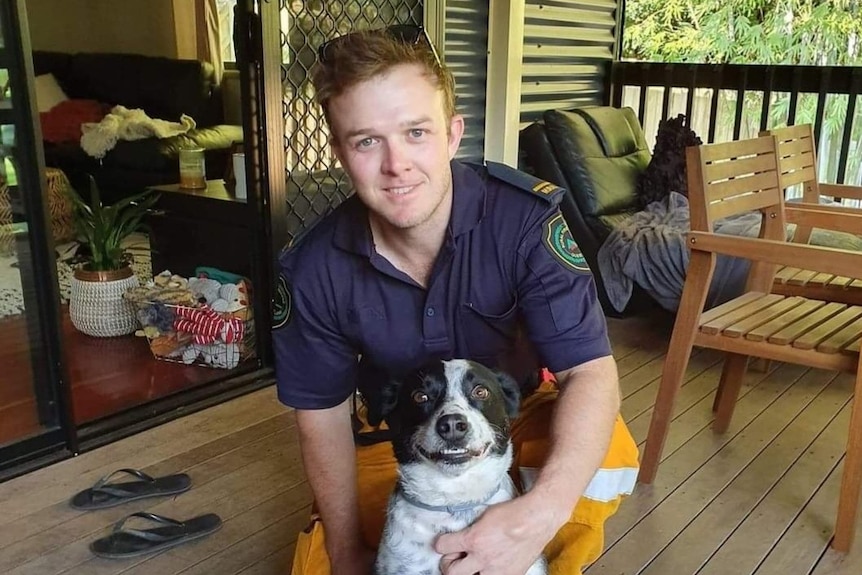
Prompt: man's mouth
<box><xmin>385</xmin><ymin>184</ymin><xmax>418</xmax><ymax>196</ymax></box>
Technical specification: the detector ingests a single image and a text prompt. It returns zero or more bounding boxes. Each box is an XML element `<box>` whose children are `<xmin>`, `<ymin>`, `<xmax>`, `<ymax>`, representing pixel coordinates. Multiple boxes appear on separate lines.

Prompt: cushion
<box><xmin>34</xmin><ymin>73</ymin><xmax>68</xmax><ymax>113</ymax></box>
<box><xmin>40</xmin><ymin>99</ymin><xmax>109</xmax><ymax>144</ymax></box>
<box><xmin>635</xmin><ymin>114</ymin><xmax>703</xmax><ymax>209</ymax></box>
<box><xmin>543</xmin><ymin>108</ymin><xmax>651</xmax><ymax>220</ymax></box>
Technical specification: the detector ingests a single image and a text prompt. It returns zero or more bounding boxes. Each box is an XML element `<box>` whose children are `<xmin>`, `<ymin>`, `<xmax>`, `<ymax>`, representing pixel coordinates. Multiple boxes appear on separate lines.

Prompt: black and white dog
<box><xmin>373</xmin><ymin>359</ymin><xmax>548</xmax><ymax>575</ymax></box>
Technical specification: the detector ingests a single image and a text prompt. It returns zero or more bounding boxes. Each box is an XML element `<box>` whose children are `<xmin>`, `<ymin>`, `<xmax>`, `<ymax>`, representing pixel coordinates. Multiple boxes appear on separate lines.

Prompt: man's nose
<box><xmin>382</xmin><ymin>142</ymin><xmax>411</xmax><ymax>174</ymax></box>
<box><xmin>436</xmin><ymin>414</ymin><xmax>469</xmax><ymax>441</ymax></box>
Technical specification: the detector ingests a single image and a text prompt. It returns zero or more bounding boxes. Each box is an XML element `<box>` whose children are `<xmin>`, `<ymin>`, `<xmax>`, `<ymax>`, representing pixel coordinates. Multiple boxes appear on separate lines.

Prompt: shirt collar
<box><xmin>332</xmin><ymin>160</ymin><xmax>487</xmax><ymax>256</ymax></box>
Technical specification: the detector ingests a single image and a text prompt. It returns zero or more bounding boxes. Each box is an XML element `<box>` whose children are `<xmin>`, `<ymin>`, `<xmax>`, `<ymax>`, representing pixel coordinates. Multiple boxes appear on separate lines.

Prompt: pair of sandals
<box><xmin>70</xmin><ymin>468</ymin><xmax>222</xmax><ymax>559</ymax></box>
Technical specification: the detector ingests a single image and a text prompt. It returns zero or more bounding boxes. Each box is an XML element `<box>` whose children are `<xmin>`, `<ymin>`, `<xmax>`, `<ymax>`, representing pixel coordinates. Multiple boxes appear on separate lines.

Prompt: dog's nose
<box><xmin>436</xmin><ymin>414</ymin><xmax>469</xmax><ymax>441</ymax></box>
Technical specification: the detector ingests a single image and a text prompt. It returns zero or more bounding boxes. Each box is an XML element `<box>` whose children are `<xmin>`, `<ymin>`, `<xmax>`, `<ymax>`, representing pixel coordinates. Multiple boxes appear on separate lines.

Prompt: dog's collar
<box><xmin>397</xmin><ymin>482</ymin><xmax>502</xmax><ymax>514</ymax></box>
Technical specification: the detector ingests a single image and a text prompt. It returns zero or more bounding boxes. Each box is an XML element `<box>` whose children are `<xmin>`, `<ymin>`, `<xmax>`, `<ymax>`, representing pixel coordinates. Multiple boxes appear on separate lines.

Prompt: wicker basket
<box><xmin>0</xmin><ymin>167</ymin><xmax>75</xmax><ymax>255</ymax></box>
<box><xmin>70</xmin><ymin>267</ymin><xmax>140</xmax><ymax>337</ymax></box>
<box><xmin>133</xmin><ymin>300</ymin><xmax>256</xmax><ymax>369</ymax></box>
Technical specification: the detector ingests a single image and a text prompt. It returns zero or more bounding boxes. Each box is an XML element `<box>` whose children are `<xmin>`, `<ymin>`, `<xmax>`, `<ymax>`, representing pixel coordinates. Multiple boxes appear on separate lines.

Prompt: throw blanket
<box><xmin>596</xmin><ymin>192</ymin><xmax>862</xmax><ymax>313</ymax></box>
<box><xmin>597</xmin><ymin>192</ymin><xmax>764</xmax><ymax>313</ymax></box>
<box><xmin>80</xmin><ymin>105</ymin><xmax>196</xmax><ymax>159</ymax></box>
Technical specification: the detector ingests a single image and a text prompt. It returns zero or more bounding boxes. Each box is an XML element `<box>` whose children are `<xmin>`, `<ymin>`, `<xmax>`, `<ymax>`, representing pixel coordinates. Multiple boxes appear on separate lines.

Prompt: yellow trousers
<box><xmin>291</xmin><ymin>383</ymin><xmax>639</xmax><ymax>575</ymax></box>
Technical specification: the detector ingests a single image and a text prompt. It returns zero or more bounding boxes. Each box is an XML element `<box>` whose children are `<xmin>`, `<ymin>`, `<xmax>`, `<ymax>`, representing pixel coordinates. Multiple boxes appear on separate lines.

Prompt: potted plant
<box><xmin>67</xmin><ymin>176</ymin><xmax>159</xmax><ymax>337</ymax></box>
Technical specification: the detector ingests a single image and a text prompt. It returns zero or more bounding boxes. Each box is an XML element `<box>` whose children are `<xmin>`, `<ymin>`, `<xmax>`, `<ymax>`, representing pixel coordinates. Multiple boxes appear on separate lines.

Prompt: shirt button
<box><xmin>426</xmin><ymin>307</ymin><xmax>435</xmax><ymax>317</ymax></box>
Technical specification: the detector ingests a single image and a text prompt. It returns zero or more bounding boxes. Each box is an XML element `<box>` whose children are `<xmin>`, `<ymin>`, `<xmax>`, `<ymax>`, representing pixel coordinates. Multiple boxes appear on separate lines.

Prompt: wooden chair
<box><xmin>761</xmin><ymin>124</ymin><xmax>862</xmax><ymax>304</ymax></box>
<box><xmin>638</xmin><ymin>134</ymin><xmax>862</xmax><ymax>551</ymax></box>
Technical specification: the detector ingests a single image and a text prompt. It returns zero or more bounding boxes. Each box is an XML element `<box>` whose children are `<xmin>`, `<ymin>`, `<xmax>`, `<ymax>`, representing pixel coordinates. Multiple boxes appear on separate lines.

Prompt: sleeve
<box><xmin>515</xmin><ymin>205</ymin><xmax>612</xmax><ymax>373</ymax></box>
<box><xmin>272</xmin><ymin>257</ymin><xmax>358</xmax><ymax>410</ymax></box>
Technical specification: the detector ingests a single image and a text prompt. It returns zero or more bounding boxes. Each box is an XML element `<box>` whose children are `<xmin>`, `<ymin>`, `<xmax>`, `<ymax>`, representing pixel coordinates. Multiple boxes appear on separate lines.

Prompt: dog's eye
<box><xmin>471</xmin><ymin>385</ymin><xmax>490</xmax><ymax>400</ymax></box>
<box><xmin>411</xmin><ymin>390</ymin><xmax>429</xmax><ymax>404</ymax></box>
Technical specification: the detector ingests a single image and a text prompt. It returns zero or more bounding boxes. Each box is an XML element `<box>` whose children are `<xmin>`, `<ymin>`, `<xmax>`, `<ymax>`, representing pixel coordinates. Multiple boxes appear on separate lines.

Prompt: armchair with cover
<box><xmin>519</xmin><ymin>106</ymin><xmax>653</xmax><ymax>316</ymax></box>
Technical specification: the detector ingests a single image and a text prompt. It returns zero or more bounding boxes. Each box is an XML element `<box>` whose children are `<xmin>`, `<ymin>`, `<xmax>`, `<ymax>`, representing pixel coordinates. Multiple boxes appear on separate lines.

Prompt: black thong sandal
<box><xmin>89</xmin><ymin>511</ymin><xmax>222</xmax><ymax>559</ymax></box>
<box><xmin>70</xmin><ymin>468</ymin><xmax>191</xmax><ymax>510</ymax></box>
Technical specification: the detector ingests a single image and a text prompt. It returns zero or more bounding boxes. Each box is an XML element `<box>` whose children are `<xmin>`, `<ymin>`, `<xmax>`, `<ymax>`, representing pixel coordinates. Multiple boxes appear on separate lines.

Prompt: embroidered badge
<box><xmin>272</xmin><ymin>275</ymin><xmax>292</xmax><ymax>329</ymax></box>
<box><xmin>543</xmin><ymin>213</ymin><xmax>591</xmax><ymax>273</ymax></box>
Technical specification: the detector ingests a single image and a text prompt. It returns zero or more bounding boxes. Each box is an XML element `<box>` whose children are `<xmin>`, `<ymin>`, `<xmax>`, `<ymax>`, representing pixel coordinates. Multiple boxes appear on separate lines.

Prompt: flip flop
<box><xmin>89</xmin><ymin>512</ymin><xmax>222</xmax><ymax>559</ymax></box>
<box><xmin>70</xmin><ymin>468</ymin><xmax>191</xmax><ymax>510</ymax></box>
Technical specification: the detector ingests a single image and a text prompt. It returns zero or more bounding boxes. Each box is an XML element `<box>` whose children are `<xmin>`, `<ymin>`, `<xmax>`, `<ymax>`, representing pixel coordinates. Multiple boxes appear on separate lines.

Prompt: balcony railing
<box><xmin>608</xmin><ymin>61</ymin><xmax>862</xmax><ymax>201</ymax></box>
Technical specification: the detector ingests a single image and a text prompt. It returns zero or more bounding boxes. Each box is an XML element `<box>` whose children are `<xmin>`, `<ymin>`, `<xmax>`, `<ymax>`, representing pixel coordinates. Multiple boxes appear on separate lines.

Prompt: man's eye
<box><xmin>412</xmin><ymin>390</ymin><xmax>429</xmax><ymax>404</ymax></box>
<box><xmin>471</xmin><ymin>385</ymin><xmax>490</xmax><ymax>400</ymax></box>
<box><xmin>357</xmin><ymin>137</ymin><xmax>374</xmax><ymax>148</ymax></box>
<box><xmin>409</xmin><ymin>129</ymin><xmax>425</xmax><ymax>138</ymax></box>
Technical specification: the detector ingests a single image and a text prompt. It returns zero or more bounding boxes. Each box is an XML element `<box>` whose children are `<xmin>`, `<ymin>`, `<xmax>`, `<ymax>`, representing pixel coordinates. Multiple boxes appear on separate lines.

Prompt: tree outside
<box><xmin>621</xmin><ymin>0</ymin><xmax>862</xmax><ymax>186</ymax></box>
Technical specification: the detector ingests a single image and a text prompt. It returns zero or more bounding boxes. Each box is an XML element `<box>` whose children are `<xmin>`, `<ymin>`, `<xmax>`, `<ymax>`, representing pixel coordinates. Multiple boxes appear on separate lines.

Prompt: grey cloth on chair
<box><xmin>596</xmin><ymin>192</ymin><xmax>761</xmax><ymax>313</ymax></box>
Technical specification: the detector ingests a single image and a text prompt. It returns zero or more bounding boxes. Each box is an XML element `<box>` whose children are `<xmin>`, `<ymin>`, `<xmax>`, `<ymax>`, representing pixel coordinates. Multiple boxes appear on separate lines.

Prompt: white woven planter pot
<box><xmin>70</xmin><ymin>267</ymin><xmax>140</xmax><ymax>337</ymax></box>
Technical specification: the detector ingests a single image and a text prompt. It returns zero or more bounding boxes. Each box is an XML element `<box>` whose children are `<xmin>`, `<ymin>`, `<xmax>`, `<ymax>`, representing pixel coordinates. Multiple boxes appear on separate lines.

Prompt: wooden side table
<box><xmin>147</xmin><ymin>179</ymin><xmax>253</xmax><ymax>279</ymax></box>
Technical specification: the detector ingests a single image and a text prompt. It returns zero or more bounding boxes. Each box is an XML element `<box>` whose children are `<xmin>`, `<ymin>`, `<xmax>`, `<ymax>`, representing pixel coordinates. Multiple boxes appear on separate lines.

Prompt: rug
<box><xmin>0</xmin><ymin>233</ymin><xmax>153</xmax><ymax>319</ymax></box>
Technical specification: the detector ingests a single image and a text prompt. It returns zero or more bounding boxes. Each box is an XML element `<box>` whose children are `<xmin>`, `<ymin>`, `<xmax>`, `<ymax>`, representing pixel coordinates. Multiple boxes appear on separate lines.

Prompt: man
<box><xmin>274</xmin><ymin>25</ymin><xmax>638</xmax><ymax>575</ymax></box>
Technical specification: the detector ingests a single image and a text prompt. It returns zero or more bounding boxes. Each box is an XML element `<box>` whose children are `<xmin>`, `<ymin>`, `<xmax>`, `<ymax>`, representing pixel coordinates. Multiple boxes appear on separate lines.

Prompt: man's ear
<box><xmin>494</xmin><ymin>370</ymin><xmax>521</xmax><ymax>420</ymax></box>
<box><xmin>447</xmin><ymin>113</ymin><xmax>465</xmax><ymax>159</ymax></box>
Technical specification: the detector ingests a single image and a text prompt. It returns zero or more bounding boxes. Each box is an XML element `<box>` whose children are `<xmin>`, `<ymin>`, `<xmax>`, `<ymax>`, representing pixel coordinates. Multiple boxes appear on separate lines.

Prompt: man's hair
<box><xmin>311</xmin><ymin>28</ymin><xmax>457</xmax><ymax>134</ymax></box>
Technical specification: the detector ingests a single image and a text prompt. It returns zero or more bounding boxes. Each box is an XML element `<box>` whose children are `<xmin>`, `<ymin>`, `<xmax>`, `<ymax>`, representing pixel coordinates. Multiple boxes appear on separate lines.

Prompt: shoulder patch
<box><xmin>486</xmin><ymin>161</ymin><xmax>565</xmax><ymax>202</ymax></box>
<box><xmin>543</xmin><ymin>213</ymin><xmax>591</xmax><ymax>274</ymax></box>
<box><xmin>272</xmin><ymin>274</ymin><xmax>292</xmax><ymax>330</ymax></box>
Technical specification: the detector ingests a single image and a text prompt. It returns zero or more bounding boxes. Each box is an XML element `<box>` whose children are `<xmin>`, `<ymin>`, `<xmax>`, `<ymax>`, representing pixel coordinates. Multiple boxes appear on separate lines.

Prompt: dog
<box><xmin>373</xmin><ymin>359</ymin><xmax>548</xmax><ymax>575</ymax></box>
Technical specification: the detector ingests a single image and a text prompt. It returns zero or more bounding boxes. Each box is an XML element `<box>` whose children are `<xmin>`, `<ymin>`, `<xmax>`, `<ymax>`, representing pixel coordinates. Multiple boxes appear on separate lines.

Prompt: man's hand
<box><xmin>435</xmin><ymin>492</ymin><xmax>564</xmax><ymax>575</ymax></box>
<box><xmin>329</xmin><ymin>543</ymin><xmax>375</xmax><ymax>575</ymax></box>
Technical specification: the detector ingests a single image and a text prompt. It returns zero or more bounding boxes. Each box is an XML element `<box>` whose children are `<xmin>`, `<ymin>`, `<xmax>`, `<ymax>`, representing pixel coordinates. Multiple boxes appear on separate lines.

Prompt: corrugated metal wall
<box><xmin>445</xmin><ymin>0</ymin><xmax>489</xmax><ymax>161</ymax></box>
<box><xmin>520</xmin><ymin>0</ymin><xmax>618</xmax><ymax>125</ymax></box>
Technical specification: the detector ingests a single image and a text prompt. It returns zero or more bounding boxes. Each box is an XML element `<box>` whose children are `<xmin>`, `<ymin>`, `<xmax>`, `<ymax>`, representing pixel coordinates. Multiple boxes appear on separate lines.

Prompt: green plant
<box><xmin>67</xmin><ymin>176</ymin><xmax>160</xmax><ymax>272</ymax></box>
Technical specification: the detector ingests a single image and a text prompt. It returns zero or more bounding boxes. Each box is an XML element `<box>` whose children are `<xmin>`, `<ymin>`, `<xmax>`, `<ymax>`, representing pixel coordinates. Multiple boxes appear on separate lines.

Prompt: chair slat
<box><xmin>699</xmin><ymin>291</ymin><xmax>769</xmax><ymax>324</ymax></box>
<box><xmin>700</xmin><ymin>293</ymin><xmax>784</xmax><ymax>335</ymax></box>
<box><xmin>843</xmin><ymin>337</ymin><xmax>861</xmax><ymax>355</ymax></box>
<box><xmin>723</xmin><ymin>296</ymin><xmax>806</xmax><ymax>338</ymax></box>
<box><xmin>787</xmin><ymin>269</ymin><xmax>819</xmax><ymax>286</ymax></box>
<box><xmin>792</xmin><ymin>306</ymin><xmax>862</xmax><ymax>350</ymax></box>
<box><xmin>807</xmin><ymin>272</ymin><xmax>835</xmax><ymax>287</ymax></box>
<box><xmin>746</xmin><ymin>298</ymin><xmax>827</xmax><ymax>342</ymax></box>
<box><xmin>817</xmin><ymin>319</ymin><xmax>862</xmax><ymax>354</ymax></box>
<box><xmin>779</xmin><ymin>165</ymin><xmax>818</xmax><ymax>188</ymax></box>
<box><xmin>709</xmin><ymin>189</ymin><xmax>783</xmax><ymax>221</ymax></box>
<box><xmin>705</xmin><ymin>153</ymin><xmax>776</xmax><ymax>183</ymax></box>
<box><xmin>710</xmin><ymin>172</ymin><xmax>781</xmax><ymax>201</ymax></box>
<box><xmin>775</xmin><ymin>266</ymin><xmax>803</xmax><ymax>284</ymax></box>
<box><xmin>700</xmin><ymin>135</ymin><xmax>775</xmax><ymax>162</ymax></box>
<box><xmin>767</xmin><ymin>301</ymin><xmax>848</xmax><ymax>345</ymax></box>
<box><xmin>829</xmin><ymin>276</ymin><xmax>855</xmax><ymax>288</ymax></box>
<box><xmin>780</xmin><ymin>150</ymin><xmax>816</xmax><ymax>172</ymax></box>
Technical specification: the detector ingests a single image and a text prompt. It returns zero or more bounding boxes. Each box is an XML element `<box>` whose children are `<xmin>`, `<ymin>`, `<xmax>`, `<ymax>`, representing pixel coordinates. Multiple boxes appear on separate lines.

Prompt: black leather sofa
<box><xmin>33</xmin><ymin>51</ymin><xmax>243</xmax><ymax>204</ymax></box>
<box><xmin>519</xmin><ymin>106</ymin><xmax>655</xmax><ymax>316</ymax></box>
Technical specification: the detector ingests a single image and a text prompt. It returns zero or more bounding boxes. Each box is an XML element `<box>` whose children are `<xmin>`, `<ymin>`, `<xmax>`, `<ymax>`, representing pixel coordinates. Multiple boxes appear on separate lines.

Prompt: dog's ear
<box><xmin>494</xmin><ymin>370</ymin><xmax>521</xmax><ymax>419</ymax></box>
<box><xmin>366</xmin><ymin>378</ymin><xmax>401</xmax><ymax>427</ymax></box>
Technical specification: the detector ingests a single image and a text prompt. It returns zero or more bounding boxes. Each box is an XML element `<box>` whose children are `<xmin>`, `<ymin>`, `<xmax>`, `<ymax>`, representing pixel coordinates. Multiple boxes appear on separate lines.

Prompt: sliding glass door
<box><xmin>0</xmin><ymin>0</ymin><xmax>72</xmax><ymax>473</ymax></box>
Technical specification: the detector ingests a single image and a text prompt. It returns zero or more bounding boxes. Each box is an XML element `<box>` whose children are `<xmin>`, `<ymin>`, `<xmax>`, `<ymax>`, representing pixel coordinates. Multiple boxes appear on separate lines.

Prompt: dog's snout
<box><xmin>436</xmin><ymin>413</ymin><xmax>469</xmax><ymax>441</ymax></box>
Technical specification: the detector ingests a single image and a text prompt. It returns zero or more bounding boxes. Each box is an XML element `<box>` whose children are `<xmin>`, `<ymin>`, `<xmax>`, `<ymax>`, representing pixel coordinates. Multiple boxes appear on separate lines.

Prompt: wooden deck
<box><xmin>1</xmin><ymin>310</ymin><xmax>861</xmax><ymax>574</ymax></box>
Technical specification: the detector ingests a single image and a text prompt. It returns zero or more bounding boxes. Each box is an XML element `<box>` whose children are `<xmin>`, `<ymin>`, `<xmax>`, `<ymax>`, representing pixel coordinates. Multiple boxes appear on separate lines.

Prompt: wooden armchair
<box><xmin>761</xmin><ymin>124</ymin><xmax>862</xmax><ymax>304</ymax></box>
<box><xmin>638</xmin><ymin>134</ymin><xmax>862</xmax><ymax>551</ymax></box>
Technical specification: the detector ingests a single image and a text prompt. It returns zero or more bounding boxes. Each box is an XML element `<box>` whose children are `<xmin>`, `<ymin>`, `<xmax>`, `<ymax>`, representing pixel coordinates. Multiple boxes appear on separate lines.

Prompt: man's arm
<box><xmin>295</xmin><ymin>398</ymin><xmax>374</xmax><ymax>574</ymax></box>
<box><xmin>436</xmin><ymin>355</ymin><xmax>620</xmax><ymax>575</ymax></box>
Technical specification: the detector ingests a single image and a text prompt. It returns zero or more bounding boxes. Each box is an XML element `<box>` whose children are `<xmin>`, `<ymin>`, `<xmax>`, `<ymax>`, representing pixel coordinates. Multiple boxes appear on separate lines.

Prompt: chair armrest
<box><xmin>688</xmin><ymin>231</ymin><xmax>862</xmax><ymax>279</ymax></box>
<box><xmin>820</xmin><ymin>183</ymin><xmax>862</xmax><ymax>201</ymax></box>
<box><xmin>785</xmin><ymin>204</ymin><xmax>862</xmax><ymax>236</ymax></box>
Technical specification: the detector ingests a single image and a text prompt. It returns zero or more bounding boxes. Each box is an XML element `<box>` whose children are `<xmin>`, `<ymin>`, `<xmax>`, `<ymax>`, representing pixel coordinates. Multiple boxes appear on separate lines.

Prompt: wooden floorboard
<box><xmin>1</xmin><ymin>309</ymin><xmax>860</xmax><ymax>574</ymax></box>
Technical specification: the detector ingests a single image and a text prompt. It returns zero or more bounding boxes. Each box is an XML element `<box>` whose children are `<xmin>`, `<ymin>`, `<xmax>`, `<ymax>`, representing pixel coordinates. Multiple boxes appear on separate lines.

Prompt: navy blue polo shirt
<box><xmin>273</xmin><ymin>160</ymin><xmax>611</xmax><ymax>410</ymax></box>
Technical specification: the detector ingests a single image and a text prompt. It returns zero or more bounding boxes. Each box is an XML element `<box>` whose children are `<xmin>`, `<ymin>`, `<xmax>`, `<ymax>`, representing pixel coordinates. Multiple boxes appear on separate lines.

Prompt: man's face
<box><xmin>328</xmin><ymin>63</ymin><xmax>464</xmax><ymax>232</ymax></box>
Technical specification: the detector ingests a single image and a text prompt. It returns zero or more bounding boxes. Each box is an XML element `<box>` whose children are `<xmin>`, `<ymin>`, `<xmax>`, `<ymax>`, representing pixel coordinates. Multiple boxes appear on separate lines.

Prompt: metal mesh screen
<box><xmin>278</xmin><ymin>0</ymin><xmax>422</xmax><ymax>245</ymax></box>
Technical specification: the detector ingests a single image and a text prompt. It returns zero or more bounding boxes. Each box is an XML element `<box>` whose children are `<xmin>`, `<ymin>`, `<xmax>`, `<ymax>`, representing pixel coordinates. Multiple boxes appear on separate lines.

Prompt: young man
<box><xmin>274</xmin><ymin>26</ymin><xmax>638</xmax><ymax>575</ymax></box>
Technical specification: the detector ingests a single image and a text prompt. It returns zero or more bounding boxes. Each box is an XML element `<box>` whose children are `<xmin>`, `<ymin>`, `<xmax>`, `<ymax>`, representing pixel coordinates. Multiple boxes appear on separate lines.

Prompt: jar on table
<box><xmin>178</xmin><ymin>147</ymin><xmax>206</xmax><ymax>189</ymax></box>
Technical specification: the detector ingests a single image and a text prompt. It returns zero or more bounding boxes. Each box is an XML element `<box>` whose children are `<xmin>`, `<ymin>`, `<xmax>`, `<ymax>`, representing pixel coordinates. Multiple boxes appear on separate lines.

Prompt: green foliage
<box><xmin>624</xmin><ymin>0</ymin><xmax>862</xmax><ymax>66</ymax></box>
<box><xmin>67</xmin><ymin>176</ymin><xmax>160</xmax><ymax>272</ymax></box>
